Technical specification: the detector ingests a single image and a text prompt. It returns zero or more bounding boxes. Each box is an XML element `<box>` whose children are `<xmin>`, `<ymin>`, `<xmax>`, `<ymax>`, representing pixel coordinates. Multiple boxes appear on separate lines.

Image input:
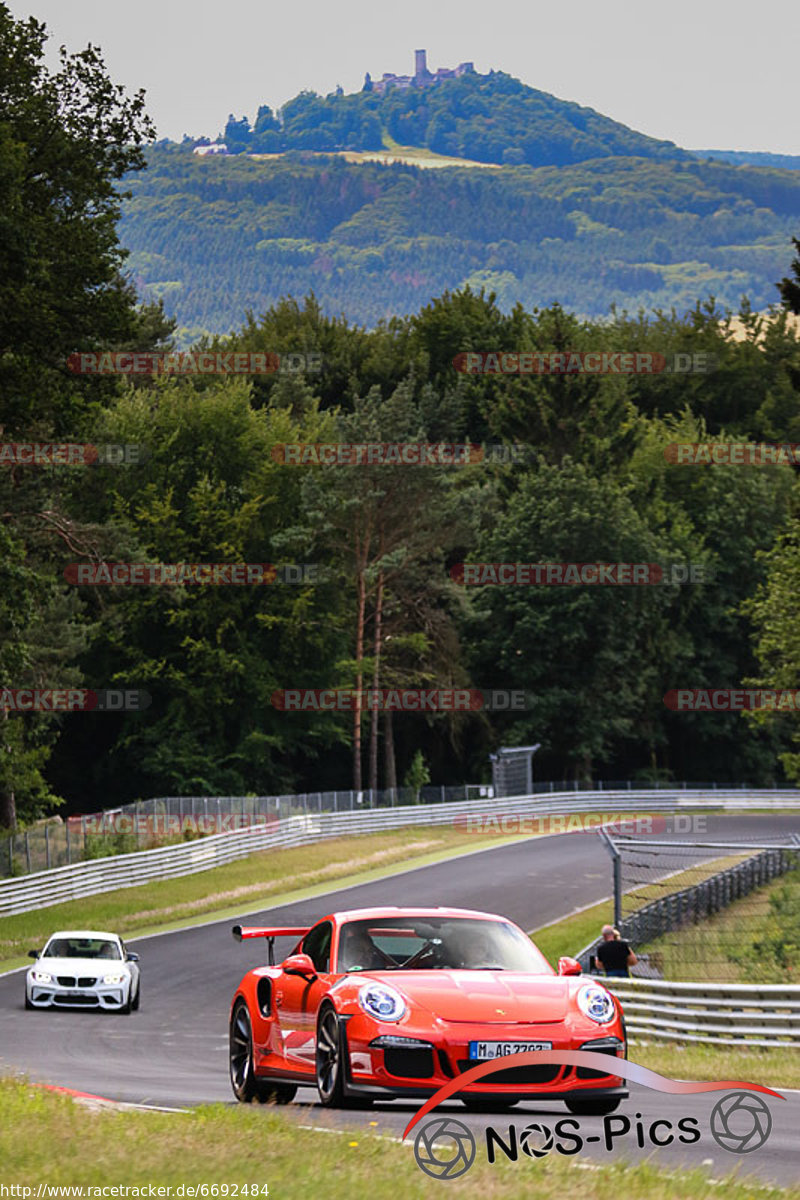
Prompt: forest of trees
<box><xmin>4</xmin><ymin>2</ymin><xmax>800</xmax><ymax>829</ymax></box>
<box><xmin>120</xmin><ymin>145</ymin><xmax>800</xmax><ymax>336</ymax></box>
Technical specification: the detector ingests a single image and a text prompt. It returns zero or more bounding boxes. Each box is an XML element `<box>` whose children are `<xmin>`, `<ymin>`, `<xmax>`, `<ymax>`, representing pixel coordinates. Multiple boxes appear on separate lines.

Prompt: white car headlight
<box><xmin>102</xmin><ymin>973</ymin><xmax>127</xmax><ymax>986</ymax></box>
<box><xmin>30</xmin><ymin>970</ymin><xmax>53</xmax><ymax>984</ymax></box>
<box><xmin>358</xmin><ymin>982</ymin><xmax>407</xmax><ymax>1022</ymax></box>
<box><xmin>577</xmin><ymin>984</ymin><xmax>616</xmax><ymax>1024</ymax></box>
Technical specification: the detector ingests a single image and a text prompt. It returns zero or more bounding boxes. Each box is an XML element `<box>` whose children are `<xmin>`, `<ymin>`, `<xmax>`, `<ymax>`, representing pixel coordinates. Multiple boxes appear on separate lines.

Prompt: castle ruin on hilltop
<box><xmin>364</xmin><ymin>49</ymin><xmax>476</xmax><ymax>96</ymax></box>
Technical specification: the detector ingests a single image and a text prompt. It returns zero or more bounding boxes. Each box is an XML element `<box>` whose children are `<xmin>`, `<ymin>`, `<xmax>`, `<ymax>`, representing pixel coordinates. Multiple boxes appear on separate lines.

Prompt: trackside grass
<box><xmin>0</xmin><ymin>826</ymin><xmax>527</xmax><ymax>972</ymax></box>
<box><xmin>628</xmin><ymin>1043</ymin><xmax>800</xmax><ymax>1089</ymax></box>
<box><xmin>0</xmin><ymin>1078</ymin><xmax>795</xmax><ymax>1198</ymax></box>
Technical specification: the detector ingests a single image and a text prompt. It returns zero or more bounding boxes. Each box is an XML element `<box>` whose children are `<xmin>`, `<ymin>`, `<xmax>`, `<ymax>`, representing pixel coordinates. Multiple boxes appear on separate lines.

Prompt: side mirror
<box><xmin>558</xmin><ymin>956</ymin><xmax>583</xmax><ymax>976</ymax></box>
<box><xmin>126</xmin><ymin>952</ymin><xmax>140</xmax><ymax>963</ymax></box>
<box><xmin>28</xmin><ymin>950</ymin><xmax>41</xmax><ymax>960</ymax></box>
<box><xmin>282</xmin><ymin>952</ymin><xmax>317</xmax><ymax>981</ymax></box>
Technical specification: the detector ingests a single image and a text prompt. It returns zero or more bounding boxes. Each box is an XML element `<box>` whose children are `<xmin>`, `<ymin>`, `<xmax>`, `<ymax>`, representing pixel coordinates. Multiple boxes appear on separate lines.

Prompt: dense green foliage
<box><xmin>5</xmin><ymin>4</ymin><xmax>800</xmax><ymax>823</ymax></box>
<box><xmin>26</xmin><ymin>292</ymin><xmax>800</xmax><ymax>812</ymax></box>
<box><xmin>120</xmin><ymin>146</ymin><xmax>800</xmax><ymax>334</ymax></box>
<box><xmin>216</xmin><ymin>72</ymin><xmax>689</xmax><ymax>167</ymax></box>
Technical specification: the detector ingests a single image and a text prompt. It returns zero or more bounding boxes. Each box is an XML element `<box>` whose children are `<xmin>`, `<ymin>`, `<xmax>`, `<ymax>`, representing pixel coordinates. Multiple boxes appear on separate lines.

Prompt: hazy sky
<box><xmin>8</xmin><ymin>0</ymin><xmax>799</xmax><ymax>153</ymax></box>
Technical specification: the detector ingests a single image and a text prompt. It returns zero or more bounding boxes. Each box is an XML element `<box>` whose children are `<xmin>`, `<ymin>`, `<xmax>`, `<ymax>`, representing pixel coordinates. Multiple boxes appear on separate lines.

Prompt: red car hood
<box><xmin>366</xmin><ymin>970</ymin><xmax>570</xmax><ymax>1023</ymax></box>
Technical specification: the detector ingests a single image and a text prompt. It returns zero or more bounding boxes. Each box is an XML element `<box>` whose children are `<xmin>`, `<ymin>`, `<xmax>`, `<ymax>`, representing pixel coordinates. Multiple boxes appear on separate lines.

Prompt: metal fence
<box><xmin>1</xmin><ymin>788</ymin><xmax>800</xmax><ymax>917</ymax></box>
<box><xmin>604</xmin><ymin>977</ymin><xmax>800</xmax><ymax>1047</ymax></box>
<box><xmin>0</xmin><ymin>785</ymin><xmax>491</xmax><ymax>879</ymax></box>
<box><xmin>621</xmin><ymin>846</ymin><xmax>799</xmax><ymax>949</ymax></box>
<box><xmin>2</xmin><ymin>781</ymin><xmax>798</xmax><ymax>880</ymax></box>
<box><xmin>576</xmin><ymin>842</ymin><xmax>800</xmax><ymax>971</ymax></box>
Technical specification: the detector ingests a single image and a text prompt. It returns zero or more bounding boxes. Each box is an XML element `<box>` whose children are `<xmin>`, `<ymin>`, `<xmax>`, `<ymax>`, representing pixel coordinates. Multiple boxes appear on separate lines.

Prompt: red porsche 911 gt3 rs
<box><xmin>228</xmin><ymin>906</ymin><xmax>628</xmax><ymax>1114</ymax></box>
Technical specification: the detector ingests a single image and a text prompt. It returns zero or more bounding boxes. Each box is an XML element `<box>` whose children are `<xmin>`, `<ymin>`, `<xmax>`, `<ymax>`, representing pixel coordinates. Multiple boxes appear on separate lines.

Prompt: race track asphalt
<box><xmin>0</xmin><ymin>814</ymin><xmax>797</xmax><ymax>1185</ymax></box>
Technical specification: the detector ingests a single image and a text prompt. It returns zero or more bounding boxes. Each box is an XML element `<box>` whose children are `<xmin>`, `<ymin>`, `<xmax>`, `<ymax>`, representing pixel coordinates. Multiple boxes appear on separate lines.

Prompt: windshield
<box><xmin>44</xmin><ymin>937</ymin><xmax>121</xmax><ymax>961</ymax></box>
<box><xmin>337</xmin><ymin>917</ymin><xmax>551</xmax><ymax>973</ymax></box>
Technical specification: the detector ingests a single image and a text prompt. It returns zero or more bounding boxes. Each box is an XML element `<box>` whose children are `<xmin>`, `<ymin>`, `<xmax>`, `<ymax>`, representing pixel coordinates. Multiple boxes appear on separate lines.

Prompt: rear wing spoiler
<box><xmin>232</xmin><ymin>924</ymin><xmax>309</xmax><ymax>965</ymax></box>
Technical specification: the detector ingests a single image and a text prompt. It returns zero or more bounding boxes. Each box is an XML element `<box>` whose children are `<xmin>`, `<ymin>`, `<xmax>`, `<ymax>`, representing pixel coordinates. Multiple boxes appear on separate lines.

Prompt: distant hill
<box><xmin>211</xmin><ymin>70</ymin><xmax>691</xmax><ymax>169</ymax></box>
<box><xmin>691</xmin><ymin>149</ymin><xmax>800</xmax><ymax>171</ymax></box>
<box><xmin>119</xmin><ymin>146</ymin><xmax>800</xmax><ymax>336</ymax></box>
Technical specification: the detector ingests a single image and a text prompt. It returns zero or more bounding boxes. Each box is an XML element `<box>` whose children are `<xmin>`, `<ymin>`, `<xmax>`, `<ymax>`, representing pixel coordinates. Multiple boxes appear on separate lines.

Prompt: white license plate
<box><xmin>469</xmin><ymin>1040</ymin><xmax>552</xmax><ymax>1059</ymax></box>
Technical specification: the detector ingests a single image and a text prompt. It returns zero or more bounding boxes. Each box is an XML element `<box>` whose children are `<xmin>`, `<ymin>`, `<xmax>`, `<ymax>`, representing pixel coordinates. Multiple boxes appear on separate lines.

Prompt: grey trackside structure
<box><xmin>604</xmin><ymin>977</ymin><xmax>800</xmax><ymax>1047</ymax></box>
<box><xmin>0</xmin><ymin>787</ymin><xmax>798</xmax><ymax>917</ymax></box>
<box><xmin>490</xmin><ymin>744</ymin><xmax>541</xmax><ymax>797</ymax></box>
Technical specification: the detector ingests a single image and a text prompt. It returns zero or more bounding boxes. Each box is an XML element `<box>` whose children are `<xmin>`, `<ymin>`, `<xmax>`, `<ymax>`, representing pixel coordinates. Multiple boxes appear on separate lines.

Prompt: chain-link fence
<box><xmin>596</xmin><ymin>835</ymin><xmax>800</xmax><ymax>983</ymax></box>
<box><xmin>0</xmin><ymin>784</ymin><xmax>494</xmax><ymax>878</ymax></box>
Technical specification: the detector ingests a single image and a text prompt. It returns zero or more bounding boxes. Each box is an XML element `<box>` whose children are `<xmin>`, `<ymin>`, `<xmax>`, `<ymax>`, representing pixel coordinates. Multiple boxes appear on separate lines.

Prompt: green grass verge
<box><xmin>0</xmin><ymin>826</ymin><xmax>528</xmax><ymax>973</ymax></box>
<box><xmin>0</xmin><ymin>1078</ymin><xmax>794</xmax><ymax>1196</ymax></box>
<box><xmin>638</xmin><ymin>870</ymin><xmax>800</xmax><ymax>984</ymax></box>
<box><xmin>628</xmin><ymin>1042</ymin><xmax>800</xmax><ymax>1089</ymax></box>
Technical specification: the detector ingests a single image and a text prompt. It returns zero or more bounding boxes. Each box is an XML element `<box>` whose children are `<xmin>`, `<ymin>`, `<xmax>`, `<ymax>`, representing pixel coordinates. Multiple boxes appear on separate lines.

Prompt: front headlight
<box><xmin>577</xmin><ymin>984</ymin><xmax>616</xmax><ymax>1024</ymax></box>
<box><xmin>102</xmin><ymin>973</ymin><xmax>127</xmax><ymax>986</ymax></box>
<box><xmin>30</xmin><ymin>970</ymin><xmax>53</xmax><ymax>984</ymax></box>
<box><xmin>358</xmin><ymin>982</ymin><xmax>407</xmax><ymax>1022</ymax></box>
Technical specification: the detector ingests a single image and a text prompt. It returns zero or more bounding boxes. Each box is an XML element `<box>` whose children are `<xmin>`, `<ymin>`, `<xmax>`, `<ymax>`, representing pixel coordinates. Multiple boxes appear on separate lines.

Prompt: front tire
<box><xmin>24</xmin><ymin>990</ymin><xmax>33</xmax><ymax>1011</ymax></box>
<box><xmin>316</xmin><ymin>1005</ymin><xmax>347</xmax><ymax>1107</ymax></box>
<box><xmin>565</xmin><ymin>1096</ymin><xmax>622</xmax><ymax>1117</ymax></box>
<box><xmin>131</xmin><ymin>982</ymin><xmax>140</xmax><ymax>1012</ymax></box>
<box><xmin>230</xmin><ymin>999</ymin><xmax>259</xmax><ymax>1102</ymax></box>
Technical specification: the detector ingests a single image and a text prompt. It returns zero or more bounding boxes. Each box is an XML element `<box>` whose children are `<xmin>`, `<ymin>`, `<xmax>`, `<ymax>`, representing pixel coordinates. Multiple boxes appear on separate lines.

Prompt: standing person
<box><xmin>592</xmin><ymin>924</ymin><xmax>637</xmax><ymax>978</ymax></box>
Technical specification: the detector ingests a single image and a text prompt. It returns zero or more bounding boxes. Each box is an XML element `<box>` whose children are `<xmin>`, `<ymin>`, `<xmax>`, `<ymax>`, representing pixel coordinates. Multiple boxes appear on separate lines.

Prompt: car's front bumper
<box><xmin>343</xmin><ymin>1016</ymin><xmax>628</xmax><ymax>1101</ymax></box>
<box><xmin>27</xmin><ymin>982</ymin><xmax>129</xmax><ymax>1009</ymax></box>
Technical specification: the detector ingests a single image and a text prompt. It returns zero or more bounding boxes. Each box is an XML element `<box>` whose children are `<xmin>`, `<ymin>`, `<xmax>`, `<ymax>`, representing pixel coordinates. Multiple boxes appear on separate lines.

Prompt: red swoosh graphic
<box><xmin>402</xmin><ymin>1050</ymin><xmax>784</xmax><ymax>1140</ymax></box>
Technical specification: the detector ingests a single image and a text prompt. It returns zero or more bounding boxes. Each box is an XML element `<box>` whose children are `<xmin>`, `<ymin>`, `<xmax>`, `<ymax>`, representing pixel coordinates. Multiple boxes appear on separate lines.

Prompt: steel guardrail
<box><xmin>604</xmin><ymin>977</ymin><xmax>800</xmax><ymax>1047</ymax></box>
<box><xmin>0</xmin><ymin>788</ymin><xmax>799</xmax><ymax>917</ymax></box>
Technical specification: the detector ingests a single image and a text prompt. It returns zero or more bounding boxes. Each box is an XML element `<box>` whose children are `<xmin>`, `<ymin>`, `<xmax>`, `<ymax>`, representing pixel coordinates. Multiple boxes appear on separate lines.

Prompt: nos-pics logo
<box><xmin>405</xmin><ymin>1053</ymin><xmax>781</xmax><ymax>1180</ymax></box>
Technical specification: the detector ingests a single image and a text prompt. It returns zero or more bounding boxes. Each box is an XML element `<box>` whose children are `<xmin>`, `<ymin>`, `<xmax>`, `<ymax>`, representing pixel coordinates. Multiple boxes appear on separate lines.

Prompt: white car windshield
<box><xmin>337</xmin><ymin>917</ymin><xmax>551</xmax><ymax>973</ymax></box>
<box><xmin>44</xmin><ymin>938</ymin><xmax>122</xmax><ymax>961</ymax></box>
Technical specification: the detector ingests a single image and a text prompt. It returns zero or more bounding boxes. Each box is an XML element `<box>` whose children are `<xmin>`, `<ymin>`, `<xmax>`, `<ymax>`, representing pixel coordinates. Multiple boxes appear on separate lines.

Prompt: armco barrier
<box><xmin>605</xmin><ymin>977</ymin><xmax>800</xmax><ymax>1047</ymax></box>
<box><xmin>0</xmin><ymin>788</ymin><xmax>799</xmax><ymax>917</ymax></box>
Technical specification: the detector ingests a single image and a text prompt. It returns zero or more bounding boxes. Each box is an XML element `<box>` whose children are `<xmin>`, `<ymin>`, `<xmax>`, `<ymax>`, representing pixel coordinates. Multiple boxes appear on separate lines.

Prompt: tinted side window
<box><xmin>302</xmin><ymin>922</ymin><xmax>332</xmax><ymax>972</ymax></box>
